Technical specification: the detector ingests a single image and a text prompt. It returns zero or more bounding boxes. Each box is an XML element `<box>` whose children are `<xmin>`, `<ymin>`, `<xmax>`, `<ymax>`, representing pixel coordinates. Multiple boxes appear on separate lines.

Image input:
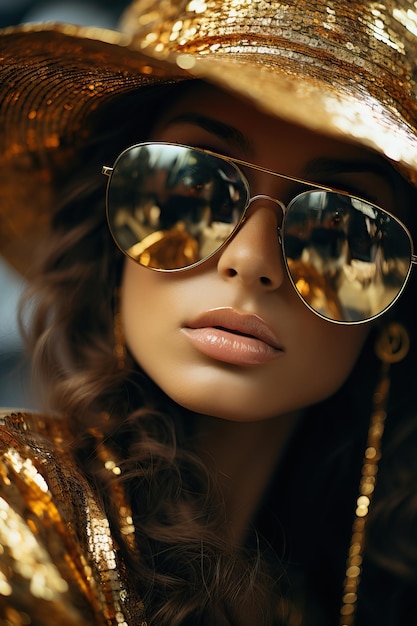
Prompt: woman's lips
<box><xmin>181</xmin><ymin>308</ymin><xmax>284</xmax><ymax>365</ymax></box>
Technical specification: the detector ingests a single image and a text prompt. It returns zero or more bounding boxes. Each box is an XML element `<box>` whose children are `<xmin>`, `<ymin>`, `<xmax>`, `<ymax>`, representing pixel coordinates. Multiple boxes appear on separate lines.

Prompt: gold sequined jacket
<box><xmin>0</xmin><ymin>410</ymin><xmax>147</xmax><ymax>626</ymax></box>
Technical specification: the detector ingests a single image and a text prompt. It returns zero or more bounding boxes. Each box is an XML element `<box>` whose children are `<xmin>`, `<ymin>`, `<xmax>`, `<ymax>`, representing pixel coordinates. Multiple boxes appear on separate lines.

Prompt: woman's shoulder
<box><xmin>0</xmin><ymin>409</ymin><xmax>81</xmax><ymax>508</ymax></box>
<box><xmin>0</xmin><ymin>409</ymin><xmax>146</xmax><ymax>626</ymax></box>
<box><xmin>0</xmin><ymin>409</ymin><xmax>85</xmax><ymax>531</ymax></box>
<box><xmin>0</xmin><ymin>408</ymin><xmax>74</xmax><ymax>457</ymax></box>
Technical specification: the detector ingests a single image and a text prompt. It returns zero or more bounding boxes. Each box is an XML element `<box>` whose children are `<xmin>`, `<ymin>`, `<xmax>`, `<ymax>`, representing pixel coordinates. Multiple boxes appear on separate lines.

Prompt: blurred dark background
<box><xmin>0</xmin><ymin>0</ymin><xmax>131</xmax><ymax>408</ymax></box>
<box><xmin>0</xmin><ymin>0</ymin><xmax>130</xmax><ymax>28</ymax></box>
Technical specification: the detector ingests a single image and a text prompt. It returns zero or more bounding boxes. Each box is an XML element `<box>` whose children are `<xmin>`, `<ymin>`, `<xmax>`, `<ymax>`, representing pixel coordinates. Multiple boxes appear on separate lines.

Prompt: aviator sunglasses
<box><xmin>103</xmin><ymin>142</ymin><xmax>417</xmax><ymax>324</ymax></box>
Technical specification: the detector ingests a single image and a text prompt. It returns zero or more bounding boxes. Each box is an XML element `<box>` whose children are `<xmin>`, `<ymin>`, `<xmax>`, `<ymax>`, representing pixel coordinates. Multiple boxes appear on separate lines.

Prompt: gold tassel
<box><xmin>339</xmin><ymin>322</ymin><xmax>409</xmax><ymax>626</ymax></box>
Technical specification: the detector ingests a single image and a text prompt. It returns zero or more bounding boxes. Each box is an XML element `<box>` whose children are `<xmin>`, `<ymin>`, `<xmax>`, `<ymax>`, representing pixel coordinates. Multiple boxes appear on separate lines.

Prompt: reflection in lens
<box><xmin>283</xmin><ymin>191</ymin><xmax>412</xmax><ymax>322</ymax></box>
<box><xmin>128</xmin><ymin>223</ymin><xmax>199</xmax><ymax>269</ymax></box>
<box><xmin>107</xmin><ymin>143</ymin><xmax>247</xmax><ymax>269</ymax></box>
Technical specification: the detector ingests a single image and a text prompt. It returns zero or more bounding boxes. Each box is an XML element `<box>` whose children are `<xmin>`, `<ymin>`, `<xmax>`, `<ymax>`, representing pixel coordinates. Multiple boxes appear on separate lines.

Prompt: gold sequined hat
<box><xmin>2</xmin><ymin>0</ymin><xmax>417</xmax><ymax>272</ymax></box>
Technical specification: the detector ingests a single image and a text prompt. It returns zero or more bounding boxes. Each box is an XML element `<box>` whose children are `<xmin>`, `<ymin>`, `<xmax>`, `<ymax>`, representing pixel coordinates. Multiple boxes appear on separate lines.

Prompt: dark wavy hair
<box><xmin>19</xmin><ymin>83</ymin><xmax>417</xmax><ymax>625</ymax></box>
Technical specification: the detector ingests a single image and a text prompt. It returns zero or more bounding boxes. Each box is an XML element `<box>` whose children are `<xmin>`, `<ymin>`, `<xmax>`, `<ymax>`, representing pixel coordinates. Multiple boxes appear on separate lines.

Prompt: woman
<box><xmin>1</xmin><ymin>1</ymin><xmax>417</xmax><ymax>625</ymax></box>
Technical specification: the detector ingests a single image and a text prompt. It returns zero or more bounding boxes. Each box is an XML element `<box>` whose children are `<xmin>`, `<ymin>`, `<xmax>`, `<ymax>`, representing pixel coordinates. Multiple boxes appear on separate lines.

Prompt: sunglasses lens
<box><xmin>106</xmin><ymin>143</ymin><xmax>247</xmax><ymax>270</ymax></box>
<box><xmin>282</xmin><ymin>191</ymin><xmax>412</xmax><ymax>323</ymax></box>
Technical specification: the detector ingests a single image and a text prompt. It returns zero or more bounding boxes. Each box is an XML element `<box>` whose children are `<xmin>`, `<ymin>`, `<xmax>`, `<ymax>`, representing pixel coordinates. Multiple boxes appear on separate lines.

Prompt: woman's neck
<box><xmin>194</xmin><ymin>411</ymin><xmax>303</xmax><ymax>545</ymax></box>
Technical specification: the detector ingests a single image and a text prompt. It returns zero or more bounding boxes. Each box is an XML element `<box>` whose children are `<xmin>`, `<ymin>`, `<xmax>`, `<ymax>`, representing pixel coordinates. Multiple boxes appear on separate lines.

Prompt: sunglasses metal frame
<box><xmin>103</xmin><ymin>142</ymin><xmax>417</xmax><ymax>325</ymax></box>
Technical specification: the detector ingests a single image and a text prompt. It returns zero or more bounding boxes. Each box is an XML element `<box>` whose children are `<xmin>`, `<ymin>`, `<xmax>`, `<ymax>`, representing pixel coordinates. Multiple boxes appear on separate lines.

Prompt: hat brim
<box><xmin>0</xmin><ymin>24</ymin><xmax>187</xmax><ymax>272</ymax></box>
<box><xmin>1</xmin><ymin>22</ymin><xmax>417</xmax><ymax>273</ymax></box>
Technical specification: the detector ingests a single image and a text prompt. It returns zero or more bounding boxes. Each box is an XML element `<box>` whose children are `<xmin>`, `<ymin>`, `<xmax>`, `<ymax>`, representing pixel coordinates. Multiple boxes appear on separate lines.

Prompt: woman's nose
<box><xmin>216</xmin><ymin>200</ymin><xmax>285</xmax><ymax>290</ymax></box>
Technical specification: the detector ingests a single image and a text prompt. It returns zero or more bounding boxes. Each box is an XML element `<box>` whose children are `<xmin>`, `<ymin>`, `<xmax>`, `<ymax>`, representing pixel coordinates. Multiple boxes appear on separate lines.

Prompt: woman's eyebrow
<box><xmin>161</xmin><ymin>113</ymin><xmax>254</xmax><ymax>155</ymax></box>
<box><xmin>159</xmin><ymin>116</ymin><xmax>403</xmax><ymax>195</ymax></box>
<box><xmin>303</xmin><ymin>156</ymin><xmax>399</xmax><ymax>186</ymax></box>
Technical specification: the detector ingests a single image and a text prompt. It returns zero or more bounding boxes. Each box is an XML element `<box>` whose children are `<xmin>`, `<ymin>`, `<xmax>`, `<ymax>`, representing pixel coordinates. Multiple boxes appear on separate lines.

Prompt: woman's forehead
<box><xmin>154</xmin><ymin>81</ymin><xmax>384</xmax><ymax>159</ymax></box>
<box><xmin>148</xmin><ymin>81</ymin><xmax>413</xmax><ymax>224</ymax></box>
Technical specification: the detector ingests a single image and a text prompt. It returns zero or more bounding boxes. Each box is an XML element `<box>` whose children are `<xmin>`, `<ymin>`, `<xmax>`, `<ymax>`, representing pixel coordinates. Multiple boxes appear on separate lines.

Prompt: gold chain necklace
<box><xmin>340</xmin><ymin>322</ymin><xmax>410</xmax><ymax>625</ymax></box>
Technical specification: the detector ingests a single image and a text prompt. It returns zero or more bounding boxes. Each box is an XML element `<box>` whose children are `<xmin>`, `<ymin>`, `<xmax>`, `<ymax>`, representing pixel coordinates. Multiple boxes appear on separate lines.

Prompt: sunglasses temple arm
<box><xmin>102</xmin><ymin>166</ymin><xmax>113</xmax><ymax>177</ymax></box>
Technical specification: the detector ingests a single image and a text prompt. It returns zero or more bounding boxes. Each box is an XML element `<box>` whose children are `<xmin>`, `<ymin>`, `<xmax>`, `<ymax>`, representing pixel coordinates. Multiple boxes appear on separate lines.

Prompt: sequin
<box><xmin>0</xmin><ymin>411</ymin><xmax>147</xmax><ymax>626</ymax></box>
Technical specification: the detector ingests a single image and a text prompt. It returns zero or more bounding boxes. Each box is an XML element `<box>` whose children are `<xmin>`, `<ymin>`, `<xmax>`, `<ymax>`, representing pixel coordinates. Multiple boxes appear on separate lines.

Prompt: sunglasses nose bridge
<box><xmin>246</xmin><ymin>194</ymin><xmax>286</xmax><ymax>224</ymax></box>
<box><xmin>240</xmin><ymin>195</ymin><xmax>286</xmax><ymax>246</ymax></box>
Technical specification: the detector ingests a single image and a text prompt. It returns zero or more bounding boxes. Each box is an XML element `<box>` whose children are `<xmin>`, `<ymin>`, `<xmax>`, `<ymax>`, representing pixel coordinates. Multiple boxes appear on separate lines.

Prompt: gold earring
<box><xmin>113</xmin><ymin>288</ymin><xmax>126</xmax><ymax>370</ymax></box>
<box><xmin>340</xmin><ymin>322</ymin><xmax>410</xmax><ymax>626</ymax></box>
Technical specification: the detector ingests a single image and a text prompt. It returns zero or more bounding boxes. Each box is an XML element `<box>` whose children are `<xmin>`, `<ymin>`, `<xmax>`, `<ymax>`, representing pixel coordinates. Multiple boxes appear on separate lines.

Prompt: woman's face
<box><xmin>121</xmin><ymin>83</ymin><xmax>397</xmax><ymax>421</ymax></box>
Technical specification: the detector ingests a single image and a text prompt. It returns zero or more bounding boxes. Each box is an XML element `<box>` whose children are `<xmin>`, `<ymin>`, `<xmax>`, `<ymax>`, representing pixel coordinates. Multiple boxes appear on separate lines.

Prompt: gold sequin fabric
<box><xmin>0</xmin><ymin>410</ymin><xmax>147</xmax><ymax>626</ymax></box>
<box><xmin>126</xmin><ymin>0</ymin><xmax>417</xmax><ymax>170</ymax></box>
<box><xmin>1</xmin><ymin>0</ymin><xmax>417</xmax><ymax>273</ymax></box>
